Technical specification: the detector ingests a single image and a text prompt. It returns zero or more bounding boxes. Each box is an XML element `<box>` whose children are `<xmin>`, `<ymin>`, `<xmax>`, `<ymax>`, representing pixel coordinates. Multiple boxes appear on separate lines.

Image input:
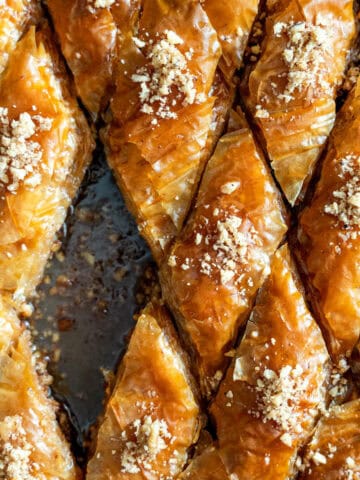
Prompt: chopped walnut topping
<box><xmin>87</xmin><ymin>0</ymin><xmax>115</xmax><ymax>11</ymax></box>
<box><xmin>0</xmin><ymin>108</ymin><xmax>52</xmax><ymax>194</ymax></box>
<box><xmin>324</xmin><ymin>155</ymin><xmax>360</xmax><ymax>239</ymax></box>
<box><xmin>255</xmin><ymin>105</ymin><xmax>270</xmax><ymax>118</ymax></box>
<box><xmin>198</xmin><ymin>209</ymin><xmax>262</xmax><ymax>287</ymax></box>
<box><xmin>329</xmin><ymin>359</ymin><xmax>349</xmax><ymax>401</ymax></box>
<box><xmin>280</xmin><ymin>432</ymin><xmax>293</xmax><ymax>447</ymax></box>
<box><xmin>233</xmin><ymin>356</ymin><xmax>246</xmax><ymax>382</ymax></box>
<box><xmin>342</xmin><ymin>469</ymin><xmax>359</xmax><ymax>480</ymax></box>
<box><xmin>220</xmin><ymin>182</ymin><xmax>240</xmax><ymax>195</ymax></box>
<box><xmin>0</xmin><ymin>415</ymin><xmax>37</xmax><ymax>480</ymax></box>
<box><xmin>346</xmin><ymin>457</ymin><xmax>356</xmax><ymax>469</ymax></box>
<box><xmin>120</xmin><ymin>415</ymin><xmax>172</xmax><ymax>474</ymax></box>
<box><xmin>251</xmin><ymin>365</ymin><xmax>310</xmax><ymax>436</ymax></box>
<box><xmin>131</xmin><ymin>30</ymin><xmax>203</xmax><ymax>120</ymax></box>
<box><xmin>273</xmin><ymin>21</ymin><xmax>332</xmax><ymax>103</ymax></box>
<box><xmin>311</xmin><ymin>451</ymin><xmax>327</xmax><ymax>465</ymax></box>
<box><xmin>343</xmin><ymin>66</ymin><xmax>360</xmax><ymax>91</ymax></box>
<box><xmin>301</xmin><ymin>442</ymin><xmax>360</xmax><ymax>478</ymax></box>
<box><xmin>168</xmin><ymin>206</ymin><xmax>266</xmax><ymax>289</ymax></box>
<box><xmin>167</xmin><ymin>255</ymin><xmax>177</xmax><ymax>267</ymax></box>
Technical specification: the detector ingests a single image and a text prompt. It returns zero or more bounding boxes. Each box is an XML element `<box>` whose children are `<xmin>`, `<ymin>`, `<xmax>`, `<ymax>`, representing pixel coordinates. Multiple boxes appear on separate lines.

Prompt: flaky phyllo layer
<box><xmin>87</xmin><ymin>302</ymin><xmax>202</xmax><ymax>480</ymax></box>
<box><xmin>160</xmin><ymin>110</ymin><xmax>287</xmax><ymax>396</ymax></box>
<box><xmin>0</xmin><ymin>298</ymin><xmax>79</xmax><ymax>479</ymax></box>
<box><xmin>0</xmin><ymin>25</ymin><xmax>93</xmax><ymax>301</ymax></box>
<box><xmin>210</xmin><ymin>245</ymin><xmax>330</xmax><ymax>480</ymax></box>
<box><xmin>2</xmin><ymin>1</ymin><xmax>359</xmax><ymax>480</ymax></box>
<box><xmin>0</xmin><ymin>4</ymin><xmax>94</xmax><ymax>479</ymax></box>
<box><xmin>243</xmin><ymin>0</ymin><xmax>355</xmax><ymax>205</ymax></box>
<box><xmin>48</xmin><ymin>0</ymin><xmax>261</xmax><ymax>263</ymax></box>
<box><xmin>297</xmin><ymin>74</ymin><xmax>360</xmax><ymax>361</ymax></box>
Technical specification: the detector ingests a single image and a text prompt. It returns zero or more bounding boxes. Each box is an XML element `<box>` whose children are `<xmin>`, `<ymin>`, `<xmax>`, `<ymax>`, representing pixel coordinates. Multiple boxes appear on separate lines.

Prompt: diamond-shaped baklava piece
<box><xmin>242</xmin><ymin>0</ymin><xmax>355</xmax><ymax>204</ymax></box>
<box><xmin>160</xmin><ymin>109</ymin><xmax>287</xmax><ymax>396</ymax></box>
<box><xmin>0</xmin><ymin>24</ymin><xmax>94</xmax><ymax>303</ymax></box>
<box><xmin>210</xmin><ymin>245</ymin><xmax>330</xmax><ymax>479</ymax></box>
<box><xmin>87</xmin><ymin>302</ymin><xmax>202</xmax><ymax>479</ymax></box>
<box><xmin>0</xmin><ymin>297</ymin><xmax>79</xmax><ymax>479</ymax></box>
<box><xmin>103</xmin><ymin>0</ymin><xmax>227</xmax><ymax>263</ymax></box>
<box><xmin>297</xmin><ymin>75</ymin><xmax>360</xmax><ymax>361</ymax></box>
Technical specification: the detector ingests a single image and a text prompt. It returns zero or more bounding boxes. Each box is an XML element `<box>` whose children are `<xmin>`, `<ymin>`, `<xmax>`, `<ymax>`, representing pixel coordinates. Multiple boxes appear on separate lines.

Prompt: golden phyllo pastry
<box><xmin>0</xmin><ymin>24</ymin><xmax>94</xmax><ymax>303</ymax></box>
<box><xmin>179</xmin><ymin>445</ymin><xmax>228</xmax><ymax>480</ymax></box>
<box><xmin>299</xmin><ymin>400</ymin><xmax>360</xmax><ymax>479</ymax></box>
<box><xmin>297</xmin><ymin>75</ymin><xmax>360</xmax><ymax>362</ymax></box>
<box><xmin>46</xmin><ymin>0</ymin><xmax>259</xmax><ymax>113</ymax></box>
<box><xmin>242</xmin><ymin>0</ymin><xmax>355</xmax><ymax>205</ymax></box>
<box><xmin>201</xmin><ymin>0</ymin><xmax>260</xmax><ymax>82</ymax></box>
<box><xmin>210</xmin><ymin>245</ymin><xmax>330</xmax><ymax>479</ymax></box>
<box><xmin>0</xmin><ymin>0</ymin><xmax>41</xmax><ymax>76</ymax></box>
<box><xmin>104</xmin><ymin>0</ymin><xmax>228</xmax><ymax>263</ymax></box>
<box><xmin>0</xmin><ymin>297</ymin><xmax>78</xmax><ymax>479</ymax></box>
<box><xmin>160</xmin><ymin>109</ymin><xmax>287</xmax><ymax>397</ymax></box>
<box><xmin>46</xmin><ymin>0</ymin><xmax>140</xmax><ymax>118</ymax></box>
<box><xmin>87</xmin><ymin>302</ymin><xmax>201</xmax><ymax>480</ymax></box>
<box><xmin>46</xmin><ymin>0</ymin><xmax>261</xmax><ymax>262</ymax></box>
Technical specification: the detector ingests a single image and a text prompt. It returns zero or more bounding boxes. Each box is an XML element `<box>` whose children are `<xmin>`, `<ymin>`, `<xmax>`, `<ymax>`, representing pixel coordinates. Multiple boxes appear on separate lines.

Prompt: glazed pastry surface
<box><xmin>299</xmin><ymin>400</ymin><xmax>360</xmax><ymax>479</ymax></box>
<box><xmin>104</xmin><ymin>0</ymin><xmax>224</xmax><ymax>263</ymax></box>
<box><xmin>87</xmin><ymin>302</ymin><xmax>201</xmax><ymax>480</ymax></box>
<box><xmin>0</xmin><ymin>297</ymin><xmax>79</xmax><ymax>479</ymax></box>
<box><xmin>47</xmin><ymin>0</ymin><xmax>262</xmax><ymax>262</ymax></box>
<box><xmin>297</xmin><ymin>75</ymin><xmax>360</xmax><ymax>361</ymax></box>
<box><xmin>243</xmin><ymin>0</ymin><xmax>355</xmax><ymax>204</ymax></box>
<box><xmin>179</xmin><ymin>445</ymin><xmax>228</xmax><ymax>480</ymax></box>
<box><xmin>46</xmin><ymin>0</ymin><xmax>140</xmax><ymax>118</ymax></box>
<box><xmin>0</xmin><ymin>0</ymin><xmax>41</xmax><ymax>77</ymax></box>
<box><xmin>210</xmin><ymin>245</ymin><xmax>330</xmax><ymax>479</ymax></box>
<box><xmin>0</xmin><ymin>24</ymin><xmax>94</xmax><ymax>302</ymax></box>
<box><xmin>160</xmin><ymin>110</ymin><xmax>287</xmax><ymax>396</ymax></box>
<box><xmin>202</xmin><ymin>0</ymin><xmax>260</xmax><ymax>81</ymax></box>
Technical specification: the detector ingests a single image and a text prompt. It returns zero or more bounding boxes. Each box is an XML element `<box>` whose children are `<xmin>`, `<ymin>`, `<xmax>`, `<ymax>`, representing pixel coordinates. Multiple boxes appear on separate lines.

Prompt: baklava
<box><xmin>297</xmin><ymin>74</ymin><xmax>360</xmax><ymax>362</ymax></box>
<box><xmin>210</xmin><ymin>245</ymin><xmax>330</xmax><ymax>478</ymax></box>
<box><xmin>160</xmin><ymin>109</ymin><xmax>287</xmax><ymax>396</ymax></box>
<box><xmin>87</xmin><ymin>302</ymin><xmax>202</xmax><ymax>479</ymax></box>
<box><xmin>299</xmin><ymin>400</ymin><xmax>360</xmax><ymax>479</ymax></box>
<box><xmin>0</xmin><ymin>0</ymin><xmax>41</xmax><ymax>76</ymax></box>
<box><xmin>243</xmin><ymin>0</ymin><xmax>355</xmax><ymax>204</ymax></box>
<box><xmin>0</xmin><ymin>23</ymin><xmax>94</xmax><ymax>303</ymax></box>
<box><xmin>47</xmin><ymin>0</ymin><xmax>261</xmax><ymax>263</ymax></box>
<box><xmin>0</xmin><ymin>296</ymin><xmax>79</xmax><ymax>479</ymax></box>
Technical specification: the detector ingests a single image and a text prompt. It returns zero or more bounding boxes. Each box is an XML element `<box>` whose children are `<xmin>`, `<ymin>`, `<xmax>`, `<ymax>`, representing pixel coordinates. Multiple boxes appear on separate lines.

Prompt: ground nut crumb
<box><xmin>0</xmin><ymin>415</ymin><xmax>37</xmax><ymax>480</ymax></box>
<box><xmin>87</xmin><ymin>0</ymin><xmax>115</xmax><ymax>11</ymax></box>
<box><xmin>120</xmin><ymin>415</ymin><xmax>173</xmax><ymax>475</ymax></box>
<box><xmin>131</xmin><ymin>30</ymin><xmax>204</xmax><ymax>120</ymax></box>
<box><xmin>272</xmin><ymin>20</ymin><xmax>333</xmax><ymax>103</ymax></box>
<box><xmin>0</xmin><ymin>108</ymin><xmax>52</xmax><ymax>194</ymax></box>
<box><xmin>324</xmin><ymin>155</ymin><xmax>360</xmax><ymax>240</ymax></box>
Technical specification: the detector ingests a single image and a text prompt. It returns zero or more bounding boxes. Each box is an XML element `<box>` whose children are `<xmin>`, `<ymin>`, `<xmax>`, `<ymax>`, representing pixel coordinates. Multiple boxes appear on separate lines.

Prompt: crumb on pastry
<box><xmin>233</xmin><ymin>363</ymin><xmax>325</xmax><ymax>446</ymax></box>
<box><xmin>87</xmin><ymin>0</ymin><xmax>115</xmax><ymax>11</ymax></box>
<box><xmin>0</xmin><ymin>108</ymin><xmax>52</xmax><ymax>193</ymax></box>
<box><xmin>198</xmin><ymin>210</ymin><xmax>262</xmax><ymax>287</ymax></box>
<box><xmin>324</xmin><ymin>155</ymin><xmax>360</xmax><ymax>241</ymax></box>
<box><xmin>0</xmin><ymin>415</ymin><xmax>37</xmax><ymax>480</ymax></box>
<box><xmin>131</xmin><ymin>30</ymin><xmax>204</xmax><ymax>120</ymax></box>
<box><xmin>119</xmin><ymin>414</ymin><xmax>183</xmax><ymax>477</ymax></box>
<box><xmin>272</xmin><ymin>20</ymin><xmax>333</xmax><ymax>103</ymax></box>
